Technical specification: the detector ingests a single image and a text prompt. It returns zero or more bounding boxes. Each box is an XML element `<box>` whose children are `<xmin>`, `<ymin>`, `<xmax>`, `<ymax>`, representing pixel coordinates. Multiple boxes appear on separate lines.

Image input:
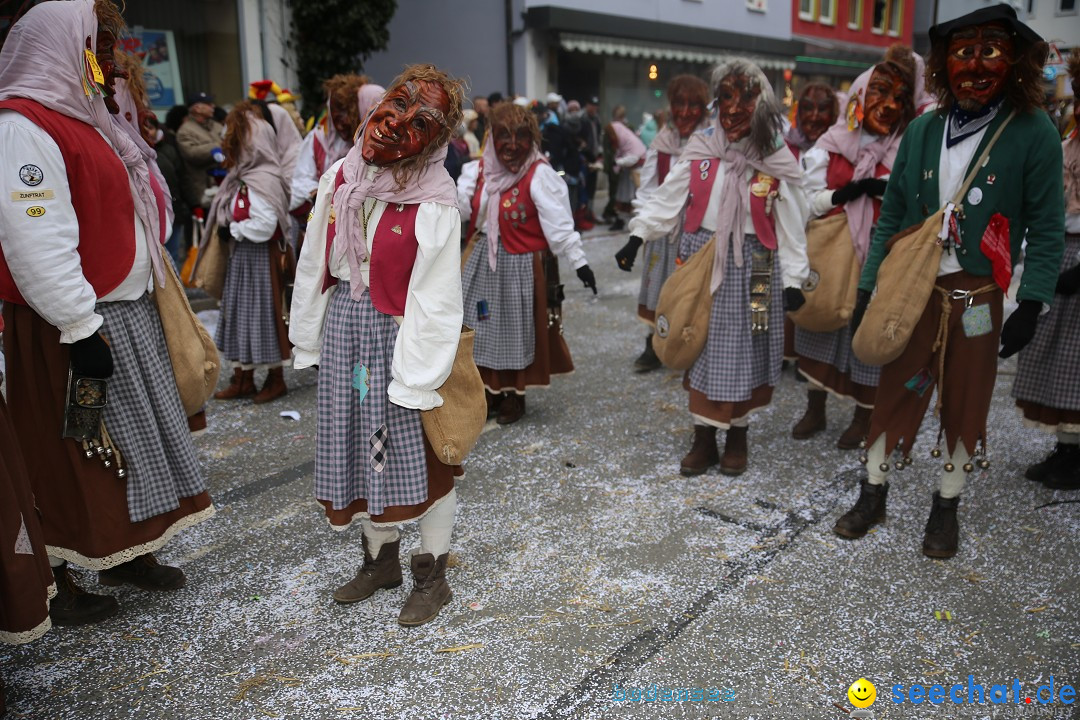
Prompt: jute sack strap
<box><xmin>151</xmin><ymin>246</ymin><xmax>221</xmax><ymax>417</ymax></box>
<box><xmin>651</xmin><ymin>234</ymin><xmax>715</xmax><ymax>371</ymax></box>
<box><xmin>852</xmin><ymin>111</ymin><xmax>1015</xmax><ymax>366</ymax></box>
<box><xmin>788</xmin><ymin>212</ymin><xmax>859</xmax><ymax>332</ymax></box>
<box><xmin>420</xmin><ymin>325</ymin><xmax>487</xmax><ymax>465</ymax></box>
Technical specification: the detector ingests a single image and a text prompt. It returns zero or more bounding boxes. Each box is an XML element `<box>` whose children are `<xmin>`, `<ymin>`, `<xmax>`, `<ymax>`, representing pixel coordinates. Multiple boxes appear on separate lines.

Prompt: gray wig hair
<box><xmin>710</xmin><ymin>58</ymin><xmax>785</xmax><ymax>160</ymax></box>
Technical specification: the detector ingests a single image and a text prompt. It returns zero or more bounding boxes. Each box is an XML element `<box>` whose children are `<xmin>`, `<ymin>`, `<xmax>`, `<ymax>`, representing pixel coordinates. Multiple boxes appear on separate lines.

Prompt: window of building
<box><xmin>872</xmin><ymin>0</ymin><xmax>887</xmax><ymax>33</ymax></box>
<box><xmin>1059</xmin><ymin>0</ymin><xmax>1077</xmax><ymax>14</ymax></box>
<box><xmin>887</xmin><ymin>0</ymin><xmax>902</xmax><ymax>35</ymax></box>
<box><xmin>819</xmin><ymin>0</ymin><xmax>836</xmax><ymax>24</ymax></box>
<box><xmin>848</xmin><ymin>0</ymin><xmax>863</xmax><ymax>29</ymax></box>
<box><xmin>800</xmin><ymin>0</ymin><xmax>816</xmax><ymax>20</ymax></box>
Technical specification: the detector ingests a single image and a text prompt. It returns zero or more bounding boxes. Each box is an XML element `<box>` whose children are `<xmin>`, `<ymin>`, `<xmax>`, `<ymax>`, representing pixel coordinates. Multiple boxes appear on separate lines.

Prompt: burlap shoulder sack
<box><xmin>789</xmin><ymin>212</ymin><xmax>860</xmax><ymax>332</ymax></box>
<box><xmin>421</xmin><ymin>326</ymin><xmax>487</xmax><ymax>465</ymax></box>
<box><xmin>152</xmin><ymin>248</ymin><xmax>221</xmax><ymax>417</ymax></box>
<box><xmin>651</xmin><ymin>235</ymin><xmax>714</xmax><ymax>371</ymax></box>
<box><xmin>851</xmin><ymin>212</ymin><xmax>944</xmax><ymax>366</ymax></box>
<box><xmin>192</xmin><ymin>222</ymin><xmax>227</xmax><ymax>300</ymax></box>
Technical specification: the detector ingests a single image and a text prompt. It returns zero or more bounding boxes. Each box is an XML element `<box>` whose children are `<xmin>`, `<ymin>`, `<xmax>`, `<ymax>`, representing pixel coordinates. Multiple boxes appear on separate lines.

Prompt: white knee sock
<box><xmin>359</xmin><ymin>519</ymin><xmax>399</xmax><ymax>558</ymax></box>
<box><xmin>938</xmin><ymin>442</ymin><xmax>970</xmax><ymax>499</ymax></box>
<box><xmin>1058</xmin><ymin>431</ymin><xmax>1080</xmax><ymax>445</ymax></box>
<box><xmin>866</xmin><ymin>435</ymin><xmax>887</xmax><ymax>485</ymax></box>
<box><xmin>48</xmin><ymin>554</ymin><xmax>64</xmax><ymax>568</ymax></box>
<box><xmin>419</xmin><ymin>489</ymin><xmax>457</xmax><ymax>557</ymax></box>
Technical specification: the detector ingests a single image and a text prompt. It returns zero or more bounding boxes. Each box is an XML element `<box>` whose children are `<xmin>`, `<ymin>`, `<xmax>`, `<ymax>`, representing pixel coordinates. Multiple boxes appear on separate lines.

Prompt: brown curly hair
<box><xmin>1068</xmin><ymin>48</ymin><xmax>1080</xmax><ymax>98</ymax></box>
<box><xmin>93</xmin><ymin>0</ymin><xmax>126</xmax><ymax>40</ymax></box>
<box><xmin>323</xmin><ymin>73</ymin><xmax>371</xmax><ymax>136</ymax></box>
<box><xmin>383</xmin><ymin>64</ymin><xmax>465</xmax><ymax>189</ymax></box>
<box><xmin>221</xmin><ymin>101</ymin><xmax>257</xmax><ymax>168</ymax></box>
<box><xmin>667</xmin><ymin>74</ymin><xmax>710</xmax><ymax>108</ymax></box>
<box><xmin>926</xmin><ymin>23</ymin><xmax>1048</xmax><ymax>115</ymax></box>
<box><xmin>116</xmin><ymin>50</ymin><xmax>148</xmax><ymax>113</ymax></box>
<box><xmin>487</xmin><ymin>102</ymin><xmax>542</xmax><ymax>151</ymax></box>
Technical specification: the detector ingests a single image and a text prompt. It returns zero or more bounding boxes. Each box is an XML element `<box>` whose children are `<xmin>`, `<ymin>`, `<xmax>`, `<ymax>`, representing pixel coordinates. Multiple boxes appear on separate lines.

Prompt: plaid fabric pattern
<box><xmin>683</xmin><ymin>229</ymin><xmax>783</xmax><ymax>402</ymax></box>
<box><xmin>215</xmin><ymin>240</ymin><xmax>281</xmax><ymax>365</ymax></box>
<box><xmin>1013</xmin><ymin>234</ymin><xmax>1080</xmax><ymax>411</ymax></box>
<box><xmin>462</xmin><ymin>235</ymin><xmax>537</xmax><ymax>369</ymax></box>
<box><xmin>315</xmin><ymin>282</ymin><xmax>430</xmax><ymax>516</ymax></box>
<box><xmin>614</xmin><ymin>169</ymin><xmax>637</xmax><ymax>204</ymax></box>
<box><xmin>98</xmin><ymin>296</ymin><xmax>207</xmax><ymax>523</ymax></box>
<box><xmin>370</xmin><ymin>425</ymin><xmax>388</xmax><ymax>472</ymax></box>
<box><xmin>794</xmin><ymin>325</ymin><xmax>881</xmax><ymax>387</ymax></box>
<box><xmin>638</xmin><ymin>231</ymin><xmax>679</xmax><ymax>313</ymax></box>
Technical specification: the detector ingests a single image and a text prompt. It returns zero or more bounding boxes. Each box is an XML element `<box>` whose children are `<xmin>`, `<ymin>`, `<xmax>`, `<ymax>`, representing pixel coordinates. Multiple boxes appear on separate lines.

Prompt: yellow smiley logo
<box><xmin>26</xmin><ymin>205</ymin><xmax>45</xmax><ymax>217</ymax></box>
<box><xmin>848</xmin><ymin>678</ymin><xmax>877</xmax><ymax>708</ymax></box>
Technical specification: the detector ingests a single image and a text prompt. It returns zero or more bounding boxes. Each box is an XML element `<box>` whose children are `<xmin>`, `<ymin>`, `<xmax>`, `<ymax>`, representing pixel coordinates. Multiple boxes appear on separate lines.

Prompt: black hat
<box><xmin>587</xmin><ymin>96</ymin><xmax>600</xmax><ymax>106</ymax></box>
<box><xmin>187</xmin><ymin>92</ymin><xmax>215</xmax><ymax>107</ymax></box>
<box><xmin>929</xmin><ymin>3</ymin><xmax>1043</xmax><ymax>46</ymax></box>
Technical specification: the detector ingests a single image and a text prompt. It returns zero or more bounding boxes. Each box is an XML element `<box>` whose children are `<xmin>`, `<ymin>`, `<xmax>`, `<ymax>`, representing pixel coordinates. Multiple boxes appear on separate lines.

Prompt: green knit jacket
<box><xmin>858</xmin><ymin>104</ymin><xmax>1065</xmax><ymax>305</ymax></box>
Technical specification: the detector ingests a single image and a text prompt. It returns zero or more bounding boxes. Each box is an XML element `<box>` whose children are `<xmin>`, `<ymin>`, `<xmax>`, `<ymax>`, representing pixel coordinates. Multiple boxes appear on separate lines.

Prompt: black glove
<box><xmin>1056</xmin><ymin>264</ymin><xmax>1080</xmax><ymax>296</ymax></box>
<box><xmin>615</xmin><ymin>236</ymin><xmax>644</xmax><ymax>272</ymax></box>
<box><xmin>217</xmin><ymin>224</ymin><xmax>232</xmax><ymax>243</ymax></box>
<box><xmin>850</xmin><ymin>288</ymin><xmax>872</xmax><ymax>334</ymax></box>
<box><xmin>999</xmin><ymin>300</ymin><xmax>1042</xmax><ymax>359</ymax></box>
<box><xmin>857</xmin><ymin>177</ymin><xmax>889</xmax><ymax>198</ymax></box>
<box><xmin>576</xmin><ymin>265</ymin><xmax>597</xmax><ymax>295</ymax></box>
<box><xmin>69</xmin><ymin>332</ymin><xmax>114</xmax><ymax>378</ymax></box>
<box><xmin>783</xmin><ymin>287</ymin><xmax>805</xmax><ymax>313</ymax></box>
<box><xmin>831</xmin><ymin>181</ymin><xmax>865</xmax><ymax>206</ymax></box>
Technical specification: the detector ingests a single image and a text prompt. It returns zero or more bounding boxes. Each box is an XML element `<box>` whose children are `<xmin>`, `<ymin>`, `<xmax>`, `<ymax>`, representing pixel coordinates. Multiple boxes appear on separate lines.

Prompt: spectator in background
<box><xmin>463</xmin><ymin>108</ymin><xmax>481</xmax><ymax>158</ymax></box>
<box><xmin>140</xmin><ymin>110</ymin><xmax>194</xmax><ymax>265</ymax></box>
<box><xmin>473</xmin><ymin>94</ymin><xmax>490</xmax><ymax>141</ymax></box>
<box><xmin>562</xmin><ymin>99</ymin><xmax>594</xmax><ymax>230</ymax></box>
<box><xmin>583</xmin><ymin>96</ymin><xmax>602</xmax><ymax>221</ymax></box>
<box><xmin>177</xmin><ymin>92</ymin><xmax>224</xmax><ymax>210</ymax></box>
<box><xmin>545</xmin><ymin>92</ymin><xmax>564</xmax><ymax>123</ymax></box>
<box><xmin>607</xmin><ymin>105</ymin><xmax>647</xmax><ymax>231</ymax></box>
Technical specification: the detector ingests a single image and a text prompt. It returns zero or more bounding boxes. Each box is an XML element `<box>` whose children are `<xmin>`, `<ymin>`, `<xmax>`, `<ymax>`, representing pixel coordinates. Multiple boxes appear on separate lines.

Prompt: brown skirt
<box><xmin>1015</xmin><ymin>401</ymin><xmax>1080</xmax><ymax>434</ymax></box>
<box><xmin>686</xmin><ymin>381</ymin><xmax>774</xmax><ymax>429</ymax></box>
<box><xmin>479</xmin><ymin>252</ymin><xmax>574</xmax><ymax>393</ymax></box>
<box><xmin>797</xmin><ymin>356</ymin><xmax>877</xmax><ymax>407</ymax></box>
<box><xmin>0</xmin><ymin>392</ymin><xmax>54</xmax><ymax>644</ymax></box>
<box><xmin>319</xmin><ymin>441</ymin><xmax>462</xmax><ymax>527</ymax></box>
<box><xmin>3</xmin><ymin>304</ymin><xmax>214</xmax><ymax>570</ymax></box>
<box><xmin>867</xmin><ymin>271</ymin><xmax>1003</xmax><ymax>457</ymax></box>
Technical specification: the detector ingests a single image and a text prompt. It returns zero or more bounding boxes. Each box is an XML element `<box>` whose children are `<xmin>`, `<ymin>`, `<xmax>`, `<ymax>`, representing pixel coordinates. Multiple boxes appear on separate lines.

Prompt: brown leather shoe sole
<box><xmin>832</xmin><ymin>514</ymin><xmax>886</xmax><ymax>539</ymax></box>
<box><xmin>397</xmin><ymin>590</ymin><xmax>453</xmax><ymax>627</ymax></box>
<box><xmin>98</xmin><ymin>566</ymin><xmax>186</xmax><ymax>591</ymax></box>
<box><xmin>332</xmin><ymin>578</ymin><xmax>402</xmax><ymax>604</ymax></box>
<box><xmin>922</xmin><ymin>544</ymin><xmax>958</xmax><ymax>559</ymax></box>
<box><xmin>791</xmin><ymin>420</ymin><xmax>826</xmax><ymax>440</ymax></box>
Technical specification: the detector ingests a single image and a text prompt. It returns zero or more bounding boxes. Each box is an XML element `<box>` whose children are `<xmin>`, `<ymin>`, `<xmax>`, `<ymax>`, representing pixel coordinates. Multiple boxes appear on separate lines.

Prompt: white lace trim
<box><xmin>45</xmin><ymin>505</ymin><xmax>216</xmax><ymax>571</ymax></box>
<box><xmin>1016</xmin><ymin>407</ymin><xmax>1080</xmax><ymax>435</ymax></box>
<box><xmin>325</xmin><ymin>488</ymin><xmax>455</xmax><ymax>532</ymax></box>
<box><xmin>0</xmin><ymin>585</ymin><xmax>54</xmax><ymax>646</ymax></box>
<box><xmin>692</xmin><ymin>404</ymin><xmax>765</xmax><ymax>430</ymax></box>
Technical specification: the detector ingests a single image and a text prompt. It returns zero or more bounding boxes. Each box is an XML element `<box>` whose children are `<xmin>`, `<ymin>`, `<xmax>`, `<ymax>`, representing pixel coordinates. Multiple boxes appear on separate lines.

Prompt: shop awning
<box><xmin>559</xmin><ymin>32</ymin><xmax>795</xmax><ymax>71</ymax></box>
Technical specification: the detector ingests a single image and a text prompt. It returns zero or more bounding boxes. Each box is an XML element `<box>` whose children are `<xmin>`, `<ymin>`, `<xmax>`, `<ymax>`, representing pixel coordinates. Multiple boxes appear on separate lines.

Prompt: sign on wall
<box><xmin>123</xmin><ymin>28</ymin><xmax>184</xmax><ymax>111</ymax></box>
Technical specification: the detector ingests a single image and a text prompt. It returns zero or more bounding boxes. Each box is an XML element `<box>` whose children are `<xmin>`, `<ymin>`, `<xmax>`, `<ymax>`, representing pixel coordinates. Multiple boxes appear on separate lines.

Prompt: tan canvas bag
<box><xmin>852</xmin><ymin>111</ymin><xmax>1015</xmax><ymax>366</ymax></box>
<box><xmin>192</xmin><ymin>222</ymin><xmax>227</xmax><ymax>300</ymax></box>
<box><xmin>421</xmin><ymin>325</ymin><xmax>487</xmax><ymax>465</ymax></box>
<box><xmin>789</xmin><ymin>212</ymin><xmax>859</xmax><ymax>332</ymax></box>
<box><xmin>651</xmin><ymin>235</ymin><xmax>715</xmax><ymax>371</ymax></box>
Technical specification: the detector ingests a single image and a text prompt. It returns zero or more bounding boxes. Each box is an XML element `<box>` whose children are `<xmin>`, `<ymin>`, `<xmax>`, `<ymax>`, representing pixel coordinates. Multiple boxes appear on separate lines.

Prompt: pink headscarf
<box><xmin>0</xmin><ymin>0</ymin><xmax>165</xmax><ymax>286</ymax></box>
<box><xmin>331</xmin><ymin>97</ymin><xmax>459</xmax><ymax>301</ymax></box>
<box><xmin>480</xmin><ymin>133</ymin><xmax>545</xmax><ymax>271</ymax></box>
<box><xmin>207</xmin><ymin>112</ymin><xmax>292</xmax><ymax>239</ymax></box>
<box><xmin>357</xmin><ymin>84</ymin><xmax>386</xmax><ymax>129</ymax></box>
<box><xmin>815</xmin><ymin>65</ymin><xmax>904</xmax><ymax>264</ymax></box>
<box><xmin>113</xmin><ymin>76</ymin><xmax>175</xmax><ymax>238</ymax></box>
<box><xmin>267</xmin><ymin>103</ymin><xmax>302</xmax><ymax>182</ymax></box>
<box><xmin>650</xmin><ymin>124</ymin><xmax>683</xmax><ymax>156</ymax></box>
<box><xmin>682</xmin><ymin>119</ymin><xmax>802</xmax><ymax>294</ymax></box>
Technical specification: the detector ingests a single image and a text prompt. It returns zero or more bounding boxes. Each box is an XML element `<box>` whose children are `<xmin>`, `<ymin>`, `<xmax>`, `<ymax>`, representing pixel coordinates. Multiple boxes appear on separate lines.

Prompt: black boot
<box><xmin>833</xmin><ymin>480</ymin><xmax>888</xmax><ymax>539</ymax></box>
<box><xmin>1042</xmin><ymin>444</ymin><xmax>1080</xmax><ymax>490</ymax></box>
<box><xmin>922</xmin><ymin>492</ymin><xmax>960</xmax><ymax>558</ymax></box>
<box><xmin>98</xmin><ymin>553</ymin><xmax>185</xmax><ymax>591</ymax></box>
<box><xmin>1024</xmin><ymin>443</ymin><xmax>1070</xmax><ymax>482</ymax></box>
<box><xmin>50</xmin><ymin>562</ymin><xmax>119</xmax><ymax>626</ymax></box>
<box><xmin>633</xmin><ymin>335</ymin><xmax>661</xmax><ymax>373</ymax></box>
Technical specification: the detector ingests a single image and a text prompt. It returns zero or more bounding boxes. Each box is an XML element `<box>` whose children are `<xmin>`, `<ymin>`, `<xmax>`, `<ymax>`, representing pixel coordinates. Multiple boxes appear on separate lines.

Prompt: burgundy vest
<box><xmin>497</xmin><ymin>160</ymin><xmax>548</xmax><ymax>255</ymax></box>
<box><xmin>682</xmin><ymin>157</ymin><xmax>781</xmax><ymax>250</ymax></box>
<box><xmin>0</xmin><ymin>99</ymin><xmax>136</xmax><ymax>305</ymax></box>
<box><xmin>313</xmin><ymin>135</ymin><xmax>328</xmax><ymax>177</ymax></box>
<box><xmin>656</xmin><ymin>151</ymin><xmax>672</xmax><ymax>185</ymax></box>
<box><xmin>467</xmin><ymin>159</ymin><xmax>485</xmax><ymax>240</ymax></box>
<box><xmin>323</xmin><ymin>166</ymin><xmax>419</xmax><ymax>316</ymax></box>
<box><xmin>824</xmin><ymin>151</ymin><xmax>888</xmax><ymax>221</ymax></box>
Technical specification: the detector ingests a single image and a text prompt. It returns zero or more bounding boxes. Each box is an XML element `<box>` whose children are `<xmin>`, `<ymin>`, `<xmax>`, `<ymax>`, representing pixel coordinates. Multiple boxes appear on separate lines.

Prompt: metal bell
<box><xmin>904</xmin><ymin>456</ymin><xmax>913</xmax><ymax>466</ymax></box>
<box><xmin>84</xmin><ymin>448</ymin><xmax>96</xmax><ymax>459</ymax></box>
<box><xmin>944</xmin><ymin>462</ymin><xmax>955</xmax><ymax>472</ymax></box>
<box><xmin>879</xmin><ymin>463</ymin><xmax>890</xmax><ymax>473</ymax></box>
<box><xmin>894</xmin><ymin>461</ymin><xmax>904</xmax><ymax>471</ymax></box>
<box><xmin>978</xmin><ymin>459</ymin><xmax>990</xmax><ymax>470</ymax></box>
<box><xmin>102</xmin><ymin>459</ymin><xmax>112</xmax><ymax>469</ymax></box>
<box><xmin>930</xmin><ymin>447</ymin><xmax>942</xmax><ymax>458</ymax></box>
<box><xmin>116</xmin><ymin>467</ymin><xmax>127</xmax><ymax>479</ymax></box>
<box><xmin>859</xmin><ymin>455</ymin><xmax>868</xmax><ymax>465</ymax></box>
<box><xmin>963</xmin><ymin>463</ymin><xmax>974</xmax><ymax>473</ymax></box>
<box><xmin>859</xmin><ymin>440</ymin><xmax>867</xmax><ymax>449</ymax></box>
<box><xmin>104</xmin><ymin>447</ymin><xmax>114</xmax><ymax>459</ymax></box>
<box><xmin>95</xmin><ymin>445</ymin><xmax>105</xmax><ymax>456</ymax></box>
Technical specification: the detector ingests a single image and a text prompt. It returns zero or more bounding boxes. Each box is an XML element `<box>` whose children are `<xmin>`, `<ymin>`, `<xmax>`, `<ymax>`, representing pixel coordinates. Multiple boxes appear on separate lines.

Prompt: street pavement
<box><xmin>1</xmin><ymin>227</ymin><xmax>1078</xmax><ymax>720</ymax></box>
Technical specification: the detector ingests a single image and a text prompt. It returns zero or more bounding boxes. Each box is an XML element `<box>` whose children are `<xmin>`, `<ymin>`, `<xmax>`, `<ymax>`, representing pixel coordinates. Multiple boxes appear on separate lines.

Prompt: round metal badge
<box><xmin>655</xmin><ymin>315</ymin><xmax>670</xmax><ymax>339</ymax></box>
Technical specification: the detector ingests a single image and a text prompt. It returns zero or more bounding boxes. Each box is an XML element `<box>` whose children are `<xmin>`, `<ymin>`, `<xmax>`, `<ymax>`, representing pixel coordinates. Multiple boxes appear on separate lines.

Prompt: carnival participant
<box><xmin>0</xmin><ymin>0</ymin><xmax>213</xmax><ymax>605</ymax></box>
<box><xmin>791</xmin><ymin>46</ymin><xmax>918</xmax><ymax>448</ymax></box>
<box><xmin>613</xmin><ymin>75</ymin><xmax>711</xmax><ymax>373</ymax></box>
<box><xmin>629</xmin><ymin>59</ymin><xmax>810</xmax><ymax>476</ymax></box>
<box><xmin>606</xmin><ymin>105</ymin><xmax>647</xmax><ymax>231</ymax></box>
<box><xmin>290</xmin><ymin>64</ymin><xmax>465</xmax><ymax>627</ymax></box>
<box><xmin>458</xmin><ymin>102</ymin><xmax>597</xmax><ymax>425</ymax></box>
<box><xmin>840</xmin><ymin>5</ymin><xmax>1064</xmax><ymax>557</ymax></box>
<box><xmin>207</xmin><ymin>102</ymin><xmax>294</xmax><ymax>404</ymax></box>
<box><xmin>1011</xmin><ymin>50</ymin><xmax>1080</xmax><ymax>491</ymax></box>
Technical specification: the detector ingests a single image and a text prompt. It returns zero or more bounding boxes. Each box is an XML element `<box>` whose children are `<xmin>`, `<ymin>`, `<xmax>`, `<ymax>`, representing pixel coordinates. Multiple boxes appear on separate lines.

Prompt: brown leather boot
<box><xmin>497</xmin><ymin>393</ymin><xmax>525</xmax><ymax>425</ymax></box>
<box><xmin>253</xmin><ymin>367</ymin><xmax>287</xmax><ymax>404</ymax></box>
<box><xmin>99</xmin><ymin>553</ymin><xmax>186</xmax><ymax>591</ymax></box>
<box><xmin>922</xmin><ymin>493</ymin><xmax>960</xmax><ymax>558</ymax></box>
<box><xmin>398</xmin><ymin>552</ymin><xmax>452</xmax><ymax>626</ymax></box>
<box><xmin>485</xmin><ymin>390</ymin><xmax>504</xmax><ymax>419</ymax></box>
<box><xmin>720</xmin><ymin>426</ymin><xmax>748</xmax><ymax>476</ymax></box>
<box><xmin>633</xmin><ymin>334</ymin><xmax>662</xmax><ymax>373</ymax></box>
<box><xmin>333</xmin><ymin>536</ymin><xmax>402</xmax><ymax>604</ymax></box>
<box><xmin>680</xmin><ymin>425</ymin><xmax>719</xmax><ymax>476</ymax></box>
<box><xmin>50</xmin><ymin>562</ymin><xmax>119</xmax><ymax>626</ymax></box>
<box><xmin>214</xmin><ymin>367</ymin><xmax>256</xmax><ymax>399</ymax></box>
<box><xmin>792</xmin><ymin>389</ymin><xmax>827</xmax><ymax>439</ymax></box>
<box><xmin>833</xmin><ymin>480</ymin><xmax>888</xmax><ymax>539</ymax></box>
<box><xmin>837</xmin><ymin>405</ymin><xmax>873</xmax><ymax>450</ymax></box>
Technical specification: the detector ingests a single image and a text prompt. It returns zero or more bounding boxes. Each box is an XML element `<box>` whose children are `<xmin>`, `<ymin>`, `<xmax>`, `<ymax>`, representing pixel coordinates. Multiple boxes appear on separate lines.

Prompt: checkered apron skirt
<box><xmin>637</xmin><ymin>229</ymin><xmax>679</xmax><ymax>316</ymax></box>
<box><xmin>462</xmin><ymin>234</ymin><xmax>536</xmax><ymax>369</ymax></box>
<box><xmin>315</xmin><ymin>282</ymin><xmax>430</xmax><ymax>517</ymax></box>
<box><xmin>1013</xmin><ymin>234</ymin><xmax>1080</xmax><ymax>412</ymax></box>
<box><xmin>98</xmin><ymin>295</ymin><xmax>207</xmax><ymax>522</ymax></box>
<box><xmin>214</xmin><ymin>240</ymin><xmax>281</xmax><ymax>365</ymax></box>
<box><xmin>794</xmin><ymin>324</ymin><xmax>881</xmax><ymax>388</ymax></box>
<box><xmin>614</xmin><ymin>169</ymin><xmax>637</xmax><ymax>204</ymax></box>
<box><xmin>681</xmin><ymin>228</ymin><xmax>783</xmax><ymax>402</ymax></box>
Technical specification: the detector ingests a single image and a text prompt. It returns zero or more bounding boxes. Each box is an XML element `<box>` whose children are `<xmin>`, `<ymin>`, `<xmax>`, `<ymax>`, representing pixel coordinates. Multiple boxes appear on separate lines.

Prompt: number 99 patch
<box><xmin>26</xmin><ymin>206</ymin><xmax>46</xmax><ymax>217</ymax></box>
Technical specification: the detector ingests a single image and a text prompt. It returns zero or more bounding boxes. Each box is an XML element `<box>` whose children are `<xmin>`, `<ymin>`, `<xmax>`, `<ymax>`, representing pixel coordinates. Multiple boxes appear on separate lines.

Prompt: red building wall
<box><xmin>792</xmin><ymin>0</ymin><xmax>914</xmax><ymax>50</ymax></box>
